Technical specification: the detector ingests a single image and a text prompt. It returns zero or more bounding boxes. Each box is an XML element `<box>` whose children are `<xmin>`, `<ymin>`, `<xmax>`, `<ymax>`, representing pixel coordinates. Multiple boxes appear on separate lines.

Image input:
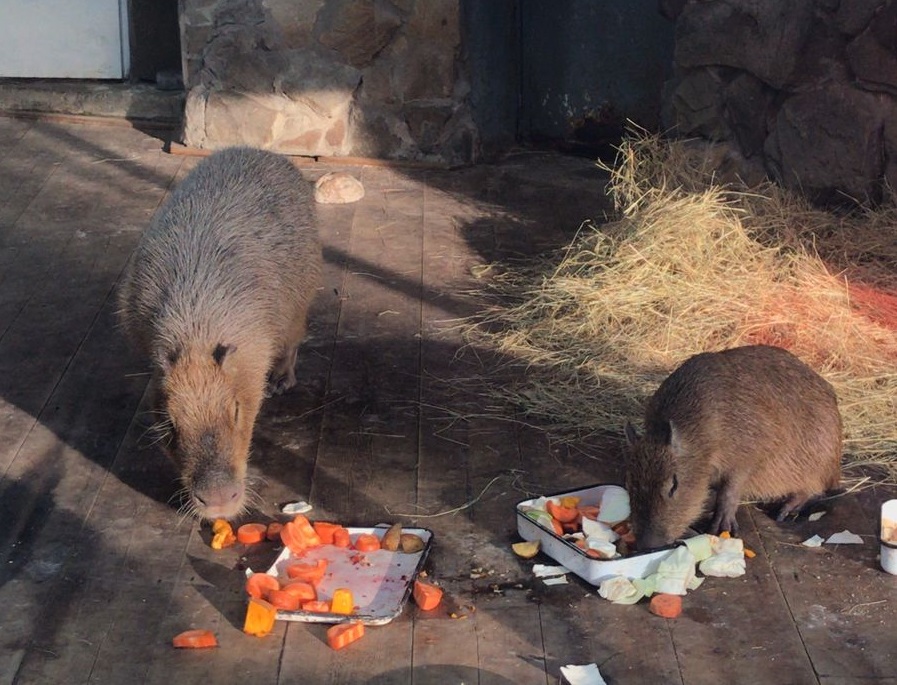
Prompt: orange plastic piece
<box><xmin>243</xmin><ymin>597</ymin><xmax>277</xmax><ymax>637</ymax></box>
<box><xmin>236</xmin><ymin>523</ymin><xmax>268</xmax><ymax>545</ymax></box>
<box><xmin>353</xmin><ymin>533</ymin><xmax>380</xmax><ymax>552</ymax></box>
<box><xmin>266</xmin><ymin>522</ymin><xmax>284</xmax><ymax>542</ymax></box>
<box><xmin>412</xmin><ymin>579</ymin><xmax>443</xmax><ymax>611</ymax></box>
<box><xmin>312</xmin><ymin>521</ymin><xmax>341</xmax><ymax>545</ymax></box>
<box><xmin>332</xmin><ymin>527</ymin><xmax>351</xmax><ymax>548</ymax></box>
<box><xmin>281</xmin><ymin>580</ymin><xmax>317</xmax><ymax>602</ymax></box>
<box><xmin>648</xmin><ymin>593</ymin><xmax>683</xmax><ymax>619</ymax></box>
<box><xmin>330</xmin><ymin>588</ymin><xmax>354</xmax><ymax>615</ymax></box>
<box><xmin>245</xmin><ymin>573</ymin><xmax>280</xmax><ymax>600</ymax></box>
<box><xmin>268</xmin><ymin>589</ymin><xmax>301</xmax><ymax>611</ymax></box>
<box><xmin>285</xmin><ymin>558</ymin><xmax>328</xmax><ymax>584</ymax></box>
<box><xmin>172</xmin><ymin>629</ymin><xmax>218</xmax><ymax>649</ymax></box>
<box><xmin>326</xmin><ymin>621</ymin><xmax>365</xmax><ymax>650</ymax></box>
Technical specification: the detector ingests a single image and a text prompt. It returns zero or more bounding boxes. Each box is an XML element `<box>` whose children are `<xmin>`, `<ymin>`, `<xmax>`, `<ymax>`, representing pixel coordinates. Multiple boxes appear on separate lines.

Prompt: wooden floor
<box><xmin>2</xmin><ymin>117</ymin><xmax>897</xmax><ymax>685</ymax></box>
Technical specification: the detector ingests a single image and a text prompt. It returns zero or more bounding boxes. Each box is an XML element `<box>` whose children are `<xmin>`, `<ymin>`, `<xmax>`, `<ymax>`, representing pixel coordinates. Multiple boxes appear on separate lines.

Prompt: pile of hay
<box><xmin>467</xmin><ymin>132</ymin><xmax>897</xmax><ymax>483</ymax></box>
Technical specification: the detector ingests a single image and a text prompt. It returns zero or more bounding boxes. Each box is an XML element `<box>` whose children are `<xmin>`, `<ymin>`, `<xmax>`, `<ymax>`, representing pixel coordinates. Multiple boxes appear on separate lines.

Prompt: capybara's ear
<box><xmin>624</xmin><ymin>421</ymin><xmax>639</xmax><ymax>446</ymax></box>
<box><xmin>212</xmin><ymin>343</ymin><xmax>235</xmax><ymax>366</ymax></box>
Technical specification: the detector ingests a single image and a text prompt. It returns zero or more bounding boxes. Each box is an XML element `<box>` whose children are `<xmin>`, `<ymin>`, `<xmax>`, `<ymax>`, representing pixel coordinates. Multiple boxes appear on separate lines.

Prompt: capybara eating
<box><xmin>117</xmin><ymin>146</ymin><xmax>321</xmax><ymax>519</ymax></box>
<box><xmin>624</xmin><ymin>344</ymin><xmax>842</xmax><ymax>549</ymax></box>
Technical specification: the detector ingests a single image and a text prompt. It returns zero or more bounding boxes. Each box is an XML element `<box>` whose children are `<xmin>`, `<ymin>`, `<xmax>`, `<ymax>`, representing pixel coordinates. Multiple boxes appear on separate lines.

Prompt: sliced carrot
<box><xmin>332</xmin><ymin>527</ymin><xmax>351</xmax><ymax>548</ymax></box>
<box><xmin>285</xmin><ymin>558</ymin><xmax>328</xmax><ymax>584</ymax></box>
<box><xmin>245</xmin><ymin>572</ymin><xmax>280</xmax><ymax>600</ymax></box>
<box><xmin>648</xmin><ymin>593</ymin><xmax>683</xmax><ymax>619</ymax></box>
<box><xmin>577</xmin><ymin>505</ymin><xmax>601</xmax><ymax>520</ymax></box>
<box><xmin>561</xmin><ymin>518</ymin><xmax>582</xmax><ymax>533</ymax></box>
<box><xmin>291</xmin><ymin>515</ymin><xmax>322</xmax><ymax>546</ymax></box>
<box><xmin>211</xmin><ymin>528</ymin><xmax>237</xmax><ymax>550</ymax></box>
<box><xmin>719</xmin><ymin>530</ymin><xmax>731</xmax><ymax>539</ymax></box>
<box><xmin>330</xmin><ymin>588</ymin><xmax>354</xmax><ymax>615</ymax></box>
<box><xmin>268</xmin><ymin>589</ymin><xmax>301</xmax><ymax>611</ymax></box>
<box><xmin>744</xmin><ymin>548</ymin><xmax>756</xmax><ymax>559</ymax></box>
<box><xmin>549</xmin><ymin>517</ymin><xmax>564</xmax><ymax>536</ymax></box>
<box><xmin>243</xmin><ymin>597</ymin><xmax>277</xmax><ymax>637</ymax></box>
<box><xmin>412</xmin><ymin>579</ymin><xmax>443</xmax><ymax>611</ymax></box>
<box><xmin>237</xmin><ymin>523</ymin><xmax>268</xmax><ymax>545</ymax></box>
<box><xmin>312</xmin><ymin>521</ymin><xmax>341</xmax><ymax>545</ymax></box>
<box><xmin>546</xmin><ymin>500</ymin><xmax>579</xmax><ymax>524</ymax></box>
<box><xmin>281</xmin><ymin>580</ymin><xmax>317</xmax><ymax>602</ymax></box>
<box><xmin>301</xmin><ymin>600</ymin><xmax>331</xmax><ymax>613</ymax></box>
<box><xmin>266</xmin><ymin>521</ymin><xmax>284</xmax><ymax>542</ymax></box>
<box><xmin>353</xmin><ymin>533</ymin><xmax>381</xmax><ymax>552</ymax></box>
<box><xmin>280</xmin><ymin>520</ymin><xmax>307</xmax><ymax>555</ymax></box>
<box><xmin>326</xmin><ymin>621</ymin><xmax>365</xmax><ymax>650</ymax></box>
<box><xmin>172</xmin><ymin>629</ymin><xmax>218</xmax><ymax>649</ymax></box>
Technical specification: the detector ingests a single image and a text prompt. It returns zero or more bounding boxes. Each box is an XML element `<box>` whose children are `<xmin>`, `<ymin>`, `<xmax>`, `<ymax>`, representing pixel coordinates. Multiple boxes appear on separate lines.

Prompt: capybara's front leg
<box><xmin>710</xmin><ymin>476</ymin><xmax>742</xmax><ymax>536</ymax></box>
<box><xmin>266</xmin><ymin>344</ymin><xmax>299</xmax><ymax>396</ymax></box>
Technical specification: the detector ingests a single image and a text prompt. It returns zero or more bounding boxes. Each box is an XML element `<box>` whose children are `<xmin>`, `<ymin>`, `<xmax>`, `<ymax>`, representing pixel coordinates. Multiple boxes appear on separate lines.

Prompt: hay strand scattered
<box><xmin>464</xmin><ymin>131</ymin><xmax>897</xmax><ymax>484</ymax></box>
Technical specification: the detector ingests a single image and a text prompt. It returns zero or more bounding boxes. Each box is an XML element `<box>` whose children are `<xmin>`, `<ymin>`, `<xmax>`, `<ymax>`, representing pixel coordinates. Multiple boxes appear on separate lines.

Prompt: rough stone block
<box><xmin>316</xmin><ymin>0</ymin><xmax>403</xmax><ymax>68</ymax></box>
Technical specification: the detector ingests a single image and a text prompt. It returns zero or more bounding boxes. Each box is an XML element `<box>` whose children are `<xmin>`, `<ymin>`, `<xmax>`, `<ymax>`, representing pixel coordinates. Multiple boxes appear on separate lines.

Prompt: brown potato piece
<box><xmin>381</xmin><ymin>523</ymin><xmax>403</xmax><ymax>551</ymax></box>
<box><xmin>400</xmin><ymin>533</ymin><xmax>425</xmax><ymax>553</ymax></box>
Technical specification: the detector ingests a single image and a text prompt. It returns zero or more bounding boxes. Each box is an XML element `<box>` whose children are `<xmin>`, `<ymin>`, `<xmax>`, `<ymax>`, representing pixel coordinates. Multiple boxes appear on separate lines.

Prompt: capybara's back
<box><xmin>117</xmin><ymin>146</ymin><xmax>321</xmax><ymax>519</ymax></box>
<box><xmin>625</xmin><ymin>344</ymin><xmax>842</xmax><ymax>549</ymax></box>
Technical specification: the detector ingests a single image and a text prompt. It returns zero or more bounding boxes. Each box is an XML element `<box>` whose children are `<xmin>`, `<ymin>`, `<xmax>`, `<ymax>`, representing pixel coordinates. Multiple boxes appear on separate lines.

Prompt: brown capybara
<box><xmin>624</xmin><ymin>344</ymin><xmax>842</xmax><ymax>550</ymax></box>
<box><xmin>116</xmin><ymin>146</ymin><xmax>321</xmax><ymax>519</ymax></box>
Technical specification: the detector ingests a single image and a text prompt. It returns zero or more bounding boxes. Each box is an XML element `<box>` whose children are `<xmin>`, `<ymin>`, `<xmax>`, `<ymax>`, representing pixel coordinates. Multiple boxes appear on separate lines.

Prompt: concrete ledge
<box><xmin>0</xmin><ymin>80</ymin><xmax>183</xmax><ymax>125</ymax></box>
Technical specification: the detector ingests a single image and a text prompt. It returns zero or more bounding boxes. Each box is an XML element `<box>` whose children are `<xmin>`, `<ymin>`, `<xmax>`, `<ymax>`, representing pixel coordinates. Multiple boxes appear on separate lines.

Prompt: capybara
<box><xmin>624</xmin><ymin>344</ymin><xmax>842</xmax><ymax>549</ymax></box>
<box><xmin>116</xmin><ymin>146</ymin><xmax>321</xmax><ymax>519</ymax></box>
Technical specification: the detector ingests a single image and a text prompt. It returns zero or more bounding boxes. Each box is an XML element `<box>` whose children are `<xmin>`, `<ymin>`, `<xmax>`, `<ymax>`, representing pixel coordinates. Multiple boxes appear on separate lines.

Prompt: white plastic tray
<box><xmin>264</xmin><ymin>525</ymin><xmax>432</xmax><ymax>626</ymax></box>
<box><xmin>517</xmin><ymin>484</ymin><xmax>676</xmax><ymax>586</ymax></box>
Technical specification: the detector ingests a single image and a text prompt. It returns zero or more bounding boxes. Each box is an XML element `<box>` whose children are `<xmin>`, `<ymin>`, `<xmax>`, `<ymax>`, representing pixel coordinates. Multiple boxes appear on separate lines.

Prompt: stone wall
<box><xmin>664</xmin><ymin>0</ymin><xmax>897</xmax><ymax>205</ymax></box>
<box><xmin>178</xmin><ymin>0</ymin><xmax>477</xmax><ymax>165</ymax></box>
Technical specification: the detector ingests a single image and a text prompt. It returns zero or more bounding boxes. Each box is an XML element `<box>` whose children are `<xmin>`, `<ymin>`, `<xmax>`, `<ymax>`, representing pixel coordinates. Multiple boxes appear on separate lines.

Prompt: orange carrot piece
<box><xmin>332</xmin><ymin>527</ymin><xmax>351</xmax><ymax>548</ymax></box>
<box><xmin>546</xmin><ymin>500</ymin><xmax>579</xmax><ymax>524</ymax></box>
<box><xmin>326</xmin><ymin>621</ymin><xmax>365</xmax><ymax>650</ymax></box>
<box><xmin>330</xmin><ymin>588</ymin><xmax>354</xmax><ymax>615</ymax></box>
<box><xmin>291</xmin><ymin>514</ymin><xmax>322</xmax><ymax>546</ymax></box>
<box><xmin>412</xmin><ymin>579</ymin><xmax>443</xmax><ymax>611</ymax></box>
<box><xmin>353</xmin><ymin>533</ymin><xmax>381</xmax><ymax>552</ymax></box>
<box><xmin>285</xmin><ymin>558</ymin><xmax>328</xmax><ymax>584</ymax></box>
<box><xmin>268</xmin><ymin>589</ymin><xmax>301</xmax><ymax>611</ymax></box>
<box><xmin>266</xmin><ymin>521</ymin><xmax>284</xmax><ymax>542</ymax></box>
<box><xmin>243</xmin><ymin>597</ymin><xmax>277</xmax><ymax>637</ymax></box>
<box><xmin>549</xmin><ymin>517</ymin><xmax>564</xmax><ymax>536</ymax></box>
<box><xmin>236</xmin><ymin>523</ymin><xmax>268</xmax><ymax>545</ymax></box>
<box><xmin>301</xmin><ymin>600</ymin><xmax>331</xmax><ymax>613</ymax></box>
<box><xmin>719</xmin><ymin>530</ymin><xmax>731</xmax><ymax>539</ymax></box>
<box><xmin>245</xmin><ymin>572</ymin><xmax>280</xmax><ymax>600</ymax></box>
<box><xmin>281</xmin><ymin>580</ymin><xmax>317</xmax><ymax>602</ymax></box>
<box><xmin>648</xmin><ymin>593</ymin><xmax>683</xmax><ymax>619</ymax></box>
<box><xmin>744</xmin><ymin>548</ymin><xmax>756</xmax><ymax>559</ymax></box>
<box><xmin>577</xmin><ymin>505</ymin><xmax>601</xmax><ymax>520</ymax></box>
<box><xmin>280</xmin><ymin>520</ymin><xmax>307</xmax><ymax>555</ymax></box>
<box><xmin>172</xmin><ymin>629</ymin><xmax>218</xmax><ymax>649</ymax></box>
<box><xmin>212</xmin><ymin>519</ymin><xmax>232</xmax><ymax>535</ymax></box>
<box><xmin>312</xmin><ymin>521</ymin><xmax>341</xmax><ymax>545</ymax></box>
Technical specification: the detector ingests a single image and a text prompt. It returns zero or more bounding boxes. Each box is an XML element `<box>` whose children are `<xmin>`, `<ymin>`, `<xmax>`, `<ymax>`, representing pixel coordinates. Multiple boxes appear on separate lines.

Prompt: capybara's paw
<box><xmin>710</xmin><ymin>509</ymin><xmax>739</xmax><ymax>537</ymax></box>
<box><xmin>265</xmin><ymin>374</ymin><xmax>296</xmax><ymax>397</ymax></box>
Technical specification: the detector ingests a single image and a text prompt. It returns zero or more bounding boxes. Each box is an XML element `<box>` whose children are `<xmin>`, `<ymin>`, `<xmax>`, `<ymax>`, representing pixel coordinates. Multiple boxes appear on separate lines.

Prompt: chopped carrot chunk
<box><xmin>236</xmin><ymin>523</ymin><xmax>268</xmax><ymax>545</ymax></box>
<box><xmin>172</xmin><ymin>629</ymin><xmax>218</xmax><ymax>649</ymax></box>
<box><xmin>243</xmin><ymin>598</ymin><xmax>277</xmax><ymax>637</ymax></box>
<box><xmin>326</xmin><ymin>621</ymin><xmax>365</xmax><ymax>650</ymax></box>
<box><xmin>649</xmin><ymin>593</ymin><xmax>682</xmax><ymax>619</ymax></box>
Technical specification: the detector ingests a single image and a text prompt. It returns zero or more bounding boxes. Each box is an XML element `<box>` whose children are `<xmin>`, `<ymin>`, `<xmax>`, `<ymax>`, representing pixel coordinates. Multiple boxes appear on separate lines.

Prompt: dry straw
<box><xmin>466</xmin><ymin>131</ymin><xmax>897</xmax><ymax>484</ymax></box>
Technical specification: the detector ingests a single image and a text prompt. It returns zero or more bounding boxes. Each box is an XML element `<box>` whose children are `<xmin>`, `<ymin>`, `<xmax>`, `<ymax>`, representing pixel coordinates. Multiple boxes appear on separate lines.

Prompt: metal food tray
<box><xmin>516</xmin><ymin>484</ymin><xmax>677</xmax><ymax>586</ymax></box>
<box><xmin>264</xmin><ymin>525</ymin><xmax>432</xmax><ymax>626</ymax></box>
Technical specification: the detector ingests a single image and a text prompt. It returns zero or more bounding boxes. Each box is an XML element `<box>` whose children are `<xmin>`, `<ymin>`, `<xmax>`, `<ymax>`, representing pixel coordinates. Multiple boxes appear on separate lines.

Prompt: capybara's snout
<box><xmin>191</xmin><ymin>475</ymin><xmax>245</xmax><ymax>519</ymax></box>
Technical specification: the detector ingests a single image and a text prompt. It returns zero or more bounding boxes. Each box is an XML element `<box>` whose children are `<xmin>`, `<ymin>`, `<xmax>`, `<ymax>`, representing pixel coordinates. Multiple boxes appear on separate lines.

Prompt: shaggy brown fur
<box><xmin>117</xmin><ymin>147</ymin><xmax>321</xmax><ymax>519</ymax></box>
<box><xmin>625</xmin><ymin>345</ymin><xmax>842</xmax><ymax>549</ymax></box>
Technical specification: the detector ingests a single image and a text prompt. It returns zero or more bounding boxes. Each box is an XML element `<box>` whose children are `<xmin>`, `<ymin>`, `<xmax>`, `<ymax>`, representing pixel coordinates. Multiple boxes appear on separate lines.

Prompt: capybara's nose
<box><xmin>194</xmin><ymin>482</ymin><xmax>244</xmax><ymax>519</ymax></box>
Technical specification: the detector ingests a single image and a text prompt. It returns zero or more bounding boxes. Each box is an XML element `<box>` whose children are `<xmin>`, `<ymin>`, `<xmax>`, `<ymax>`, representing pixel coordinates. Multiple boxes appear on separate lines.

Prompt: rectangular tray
<box><xmin>264</xmin><ymin>525</ymin><xmax>432</xmax><ymax>626</ymax></box>
<box><xmin>517</xmin><ymin>484</ymin><xmax>676</xmax><ymax>586</ymax></box>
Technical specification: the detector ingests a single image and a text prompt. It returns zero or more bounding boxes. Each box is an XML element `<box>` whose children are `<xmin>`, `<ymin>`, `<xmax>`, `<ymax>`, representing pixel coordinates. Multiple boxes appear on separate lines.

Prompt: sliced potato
<box><xmin>511</xmin><ymin>540</ymin><xmax>540</xmax><ymax>559</ymax></box>
<box><xmin>381</xmin><ymin>522</ymin><xmax>403</xmax><ymax>551</ymax></box>
<box><xmin>399</xmin><ymin>533</ymin><xmax>425</xmax><ymax>553</ymax></box>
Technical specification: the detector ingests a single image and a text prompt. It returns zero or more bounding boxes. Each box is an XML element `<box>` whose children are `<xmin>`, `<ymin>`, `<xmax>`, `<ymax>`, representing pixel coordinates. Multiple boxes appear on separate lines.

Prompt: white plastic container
<box><xmin>516</xmin><ymin>484</ymin><xmax>677</xmax><ymax>586</ymax></box>
<box><xmin>880</xmin><ymin>499</ymin><xmax>897</xmax><ymax>575</ymax></box>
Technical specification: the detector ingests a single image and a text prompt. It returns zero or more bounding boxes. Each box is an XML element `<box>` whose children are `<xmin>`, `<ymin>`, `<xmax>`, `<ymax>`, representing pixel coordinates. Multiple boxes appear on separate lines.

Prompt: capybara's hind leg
<box><xmin>266</xmin><ymin>345</ymin><xmax>299</xmax><ymax>396</ymax></box>
<box><xmin>775</xmin><ymin>491</ymin><xmax>811</xmax><ymax>522</ymax></box>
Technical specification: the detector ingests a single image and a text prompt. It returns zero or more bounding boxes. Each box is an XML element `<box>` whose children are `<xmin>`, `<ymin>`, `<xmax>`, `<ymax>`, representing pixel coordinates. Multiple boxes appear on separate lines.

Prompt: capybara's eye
<box><xmin>667</xmin><ymin>474</ymin><xmax>679</xmax><ymax>498</ymax></box>
<box><xmin>233</xmin><ymin>401</ymin><xmax>240</xmax><ymax>423</ymax></box>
